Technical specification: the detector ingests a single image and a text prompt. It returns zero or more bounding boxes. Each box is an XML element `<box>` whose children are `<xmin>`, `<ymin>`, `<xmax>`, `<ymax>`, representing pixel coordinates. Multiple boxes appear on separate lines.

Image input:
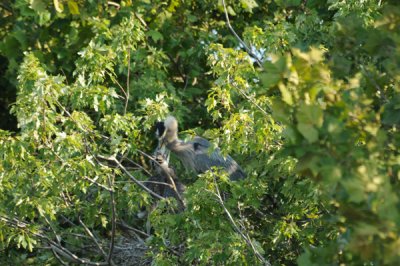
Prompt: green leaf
<box><xmin>271</xmin><ymin>99</ymin><xmax>290</xmax><ymax>123</ymax></box>
<box><xmin>279</xmin><ymin>83</ymin><xmax>293</xmax><ymax>105</ymax></box>
<box><xmin>30</xmin><ymin>0</ymin><xmax>46</xmax><ymax>12</ymax></box>
<box><xmin>227</xmin><ymin>6</ymin><xmax>236</xmax><ymax>16</ymax></box>
<box><xmin>297</xmin><ymin>123</ymin><xmax>318</xmax><ymax>143</ymax></box>
<box><xmin>298</xmin><ymin>250</ymin><xmax>315</xmax><ymax>266</ymax></box>
<box><xmin>101</xmin><ymin>215</ymin><xmax>108</xmax><ymax>228</ymax></box>
<box><xmin>68</xmin><ymin>0</ymin><xmax>80</xmax><ymax>15</ymax></box>
<box><xmin>296</xmin><ymin>104</ymin><xmax>323</xmax><ymax>128</ymax></box>
<box><xmin>320</xmin><ymin>165</ymin><xmax>342</xmax><ymax>185</ymax></box>
<box><xmin>341</xmin><ymin>178</ymin><xmax>365</xmax><ymax>203</ymax></box>
<box><xmin>382</xmin><ymin>96</ymin><xmax>400</xmax><ymax>126</ymax></box>
<box><xmin>260</xmin><ymin>71</ymin><xmax>281</xmax><ymax>89</ymax></box>
<box><xmin>275</xmin><ymin>0</ymin><xmax>302</xmax><ymax>8</ymax></box>
<box><xmin>147</xmin><ymin>30</ymin><xmax>164</xmax><ymax>42</ymax></box>
<box><xmin>240</xmin><ymin>0</ymin><xmax>259</xmax><ymax>12</ymax></box>
<box><xmin>261</xmin><ymin>57</ymin><xmax>287</xmax><ymax>89</ymax></box>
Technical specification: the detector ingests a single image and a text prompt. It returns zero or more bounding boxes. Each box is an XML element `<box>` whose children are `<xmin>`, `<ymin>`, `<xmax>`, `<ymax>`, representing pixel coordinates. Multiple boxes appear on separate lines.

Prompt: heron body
<box><xmin>156</xmin><ymin>116</ymin><xmax>246</xmax><ymax>181</ymax></box>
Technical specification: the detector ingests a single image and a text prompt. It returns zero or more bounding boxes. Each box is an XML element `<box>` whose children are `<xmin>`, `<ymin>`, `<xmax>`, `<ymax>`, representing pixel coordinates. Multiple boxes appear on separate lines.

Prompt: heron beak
<box><xmin>157</xmin><ymin>139</ymin><xmax>167</xmax><ymax>154</ymax></box>
<box><xmin>157</xmin><ymin>125</ymin><xmax>167</xmax><ymax>150</ymax></box>
<box><xmin>157</xmin><ymin>138</ymin><xmax>170</xmax><ymax>163</ymax></box>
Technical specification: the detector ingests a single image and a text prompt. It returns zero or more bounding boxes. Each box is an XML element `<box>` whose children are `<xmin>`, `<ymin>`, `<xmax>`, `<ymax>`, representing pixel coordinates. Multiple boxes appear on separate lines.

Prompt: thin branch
<box><xmin>55</xmin><ymin>99</ymin><xmax>111</xmax><ymax>141</ymax></box>
<box><xmin>212</xmin><ymin>178</ymin><xmax>271</xmax><ymax>266</ymax></box>
<box><xmin>51</xmin><ymin>247</ymin><xmax>69</xmax><ymax>266</ymax></box>
<box><xmin>166</xmin><ymin>53</ymin><xmax>189</xmax><ymax>90</ymax></box>
<box><xmin>124</xmin><ymin>48</ymin><xmax>131</xmax><ymax>115</ymax></box>
<box><xmin>0</xmin><ymin>2</ymin><xmax>12</xmax><ymax>13</ymax></box>
<box><xmin>66</xmin><ymin>233</ymin><xmax>92</xmax><ymax>240</ymax></box>
<box><xmin>142</xmin><ymin>180</ymin><xmax>172</xmax><ymax>187</ymax></box>
<box><xmin>133</xmin><ymin>12</ymin><xmax>149</xmax><ymax>30</ymax></box>
<box><xmin>118</xmin><ymin>220</ymin><xmax>150</xmax><ymax>238</ymax></box>
<box><xmin>43</xmin><ymin>215</ymin><xmax>62</xmax><ymax>245</ymax></box>
<box><xmin>116</xmin><ymin>154</ymin><xmax>152</xmax><ymax>176</ymax></box>
<box><xmin>137</xmin><ymin>149</ymin><xmax>164</xmax><ymax>165</ymax></box>
<box><xmin>60</xmin><ymin>215</ymin><xmax>77</xmax><ymax>227</ymax></box>
<box><xmin>59</xmin><ymin>69</ymin><xmax>70</xmax><ymax>86</ymax></box>
<box><xmin>137</xmin><ymin>150</ymin><xmax>185</xmax><ymax>209</ymax></box>
<box><xmin>231</xmin><ymin>81</ymin><xmax>270</xmax><ymax>116</ymax></box>
<box><xmin>221</xmin><ymin>0</ymin><xmax>263</xmax><ymax>68</ymax></box>
<box><xmin>107</xmin><ymin>1</ymin><xmax>120</xmax><ymax>9</ymax></box>
<box><xmin>50</xmin><ymin>243</ymin><xmax>110</xmax><ymax>266</ymax></box>
<box><xmin>183</xmin><ymin>75</ymin><xmax>189</xmax><ymax>90</ymax></box>
<box><xmin>157</xmin><ymin>163</ymin><xmax>186</xmax><ymax>210</ymax></box>
<box><xmin>107</xmin><ymin>174</ymin><xmax>117</xmax><ymax>264</ymax></box>
<box><xmin>78</xmin><ymin>216</ymin><xmax>112</xmax><ymax>264</ymax></box>
<box><xmin>110</xmin><ymin>75</ymin><xmax>128</xmax><ymax>100</ymax></box>
<box><xmin>0</xmin><ymin>216</ymin><xmax>110</xmax><ymax>266</ymax></box>
<box><xmin>98</xmin><ymin>155</ymin><xmax>165</xmax><ymax>200</ymax></box>
<box><xmin>82</xmin><ymin>176</ymin><xmax>114</xmax><ymax>192</ymax></box>
<box><xmin>80</xmin><ymin>142</ymin><xmax>119</xmax><ymax>264</ymax></box>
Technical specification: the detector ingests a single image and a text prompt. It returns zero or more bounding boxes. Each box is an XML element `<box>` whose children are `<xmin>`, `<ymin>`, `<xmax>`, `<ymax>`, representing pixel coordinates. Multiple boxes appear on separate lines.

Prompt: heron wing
<box><xmin>191</xmin><ymin>137</ymin><xmax>245</xmax><ymax>179</ymax></box>
<box><xmin>192</xmin><ymin>136</ymin><xmax>210</xmax><ymax>150</ymax></box>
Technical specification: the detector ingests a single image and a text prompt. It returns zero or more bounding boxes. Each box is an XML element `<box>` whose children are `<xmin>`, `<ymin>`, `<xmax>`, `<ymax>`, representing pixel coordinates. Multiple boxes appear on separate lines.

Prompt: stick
<box><xmin>212</xmin><ymin>178</ymin><xmax>271</xmax><ymax>265</ymax></box>
<box><xmin>107</xmin><ymin>174</ymin><xmax>117</xmax><ymax>264</ymax></box>
<box><xmin>221</xmin><ymin>0</ymin><xmax>263</xmax><ymax>68</ymax></box>
<box><xmin>98</xmin><ymin>155</ymin><xmax>165</xmax><ymax>200</ymax></box>
<box><xmin>124</xmin><ymin>48</ymin><xmax>131</xmax><ymax>115</ymax></box>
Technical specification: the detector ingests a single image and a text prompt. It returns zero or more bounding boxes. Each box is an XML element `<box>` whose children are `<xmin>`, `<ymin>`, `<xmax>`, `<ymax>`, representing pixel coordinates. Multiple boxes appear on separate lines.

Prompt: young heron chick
<box><xmin>156</xmin><ymin>116</ymin><xmax>246</xmax><ymax>181</ymax></box>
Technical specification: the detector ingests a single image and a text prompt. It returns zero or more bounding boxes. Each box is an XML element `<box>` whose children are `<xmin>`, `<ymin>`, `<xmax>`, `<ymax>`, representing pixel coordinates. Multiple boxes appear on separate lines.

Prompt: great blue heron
<box><xmin>155</xmin><ymin>116</ymin><xmax>246</xmax><ymax>180</ymax></box>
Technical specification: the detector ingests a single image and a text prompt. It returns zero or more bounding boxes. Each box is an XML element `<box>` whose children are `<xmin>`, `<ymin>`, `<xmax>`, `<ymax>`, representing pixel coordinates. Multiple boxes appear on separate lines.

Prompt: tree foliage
<box><xmin>0</xmin><ymin>0</ymin><xmax>399</xmax><ymax>265</ymax></box>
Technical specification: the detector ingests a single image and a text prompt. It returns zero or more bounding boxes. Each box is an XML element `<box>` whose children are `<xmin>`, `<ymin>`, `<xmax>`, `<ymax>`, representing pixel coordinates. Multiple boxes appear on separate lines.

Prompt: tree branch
<box><xmin>221</xmin><ymin>0</ymin><xmax>263</xmax><ymax>68</ymax></box>
<box><xmin>98</xmin><ymin>155</ymin><xmax>165</xmax><ymax>200</ymax></box>
<box><xmin>0</xmin><ymin>2</ymin><xmax>12</xmax><ymax>13</ymax></box>
<box><xmin>124</xmin><ymin>48</ymin><xmax>131</xmax><ymax>115</ymax></box>
<box><xmin>107</xmin><ymin>174</ymin><xmax>117</xmax><ymax>264</ymax></box>
<box><xmin>156</xmin><ymin>162</ymin><xmax>186</xmax><ymax>210</ymax></box>
<box><xmin>51</xmin><ymin>246</ymin><xmax>69</xmax><ymax>266</ymax></box>
<box><xmin>82</xmin><ymin>176</ymin><xmax>114</xmax><ymax>192</ymax></box>
<box><xmin>230</xmin><ymin>79</ymin><xmax>271</xmax><ymax>116</ymax></box>
<box><xmin>107</xmin><ymin>1</ymin><xmax>120</xmax><ymax>9</ymax></box>
<box><xmin>118</xmin><ymin>220</ymin><xmax>150</xmax><ymax>238</ymax></box>
<box><xmin>78</xmin><ymin>216</ymin><xmax>114</xmax><ymax>265</ymax></box>
<box><xmin>0</xmin><ymin>215</ymin><xmax>110</xmax><ymax>266</ymax></box>
<box><xmin>110</xmin><ymin>75</ymin><xmax>128</xmax><ymax>101</ymax></box>
<box><xmin>137</xmin><ymin>149</ymin><xmax>185</xmax><ymax>209</ymax></box>
<box><xmin>133</xmin><ymin>12</ymin><xmax>149</xmax><ymax>30</ymax></box>
<box><xmin>117</xmin><ymin>154</ymin><xmax>153</xmax><ymax>176</ymax></box>
<box><xmin>212</xmin><ymin>178</ymin><xmax>271</xmax><ymax>266</ymax></box>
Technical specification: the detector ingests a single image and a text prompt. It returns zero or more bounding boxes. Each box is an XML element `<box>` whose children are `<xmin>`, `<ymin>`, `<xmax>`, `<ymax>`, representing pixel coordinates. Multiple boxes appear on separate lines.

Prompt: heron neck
<box><xmin>166</xmin><ymin>139</ymin><xmax>192</xmax><ymax>153</ymax></box>
<box><xmin>166</xmin><ymin>139</ymin><xmax>181</xmax><ymax>150</ymax></box>
<box><xmin>166</xmin><ymin>133</ymin><xmax>178</xmax><ymax>144</ymax></box>
<box><xmin>166</xmin><ymin>139</ymin><xmax>196</xmax><ymax>171</ymax></box>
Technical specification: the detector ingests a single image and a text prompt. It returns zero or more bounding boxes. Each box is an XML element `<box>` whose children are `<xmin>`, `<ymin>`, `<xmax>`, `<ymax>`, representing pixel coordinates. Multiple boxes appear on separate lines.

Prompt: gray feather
<box><xmin>167</xmin><ymin>137</ymin><xmax>246</xmax><ymax>180</ymax></box>
<box><xmin>159</xmin><ymin>116</ymin><xmax>246</xmax><ymax>180</ymax></box>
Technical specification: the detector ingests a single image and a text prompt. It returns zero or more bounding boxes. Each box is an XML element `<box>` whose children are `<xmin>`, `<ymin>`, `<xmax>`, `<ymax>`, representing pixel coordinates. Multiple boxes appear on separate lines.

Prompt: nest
<box><xmin>113</xmin><ymin>236</ymin><xmax>151</xmax><ymax>266</ymax></box>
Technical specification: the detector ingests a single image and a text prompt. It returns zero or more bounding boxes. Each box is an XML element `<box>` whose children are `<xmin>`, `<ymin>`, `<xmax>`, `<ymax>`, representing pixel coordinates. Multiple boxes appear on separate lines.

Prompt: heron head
<box><xmin>156</xmin><ymin>116</ymin><xmax>178</xmax><ymax>143</ymax></box>
<box><xmin>155</xmin><ymin>121</ymin><xmax>166</xmax><ymax>140</ymax></box>
<box><xmin>155</xmin><ymin>116</ymin><xmax>178</xmax><ymax>154</ymax></box>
